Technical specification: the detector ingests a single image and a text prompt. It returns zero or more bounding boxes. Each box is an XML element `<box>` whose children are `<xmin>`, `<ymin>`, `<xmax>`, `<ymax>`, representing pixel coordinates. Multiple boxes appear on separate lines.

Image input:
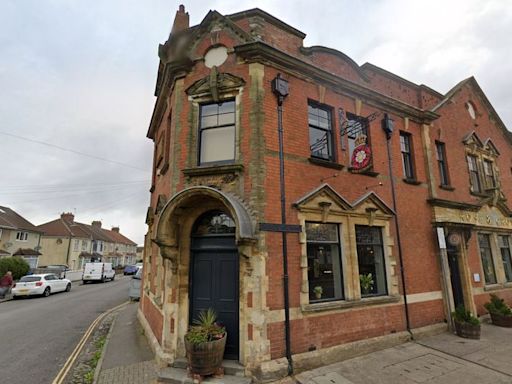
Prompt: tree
<box><xmin>0</xmin><ymin>257</ymin><xmax>30</xmax><ymax>280</ymax></box>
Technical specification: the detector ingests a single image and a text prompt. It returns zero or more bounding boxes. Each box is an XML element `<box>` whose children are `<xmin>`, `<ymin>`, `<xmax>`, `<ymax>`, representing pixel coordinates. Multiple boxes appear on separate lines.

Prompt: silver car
<box><xmin>12</xmin><ymin>274</ymin><xmax>72</xmax><ymax>298</ymax></box>
<box><xmin>128</xmin><ymin>267</ymin><xmax>142</xmax><ymax>301</ymax></box>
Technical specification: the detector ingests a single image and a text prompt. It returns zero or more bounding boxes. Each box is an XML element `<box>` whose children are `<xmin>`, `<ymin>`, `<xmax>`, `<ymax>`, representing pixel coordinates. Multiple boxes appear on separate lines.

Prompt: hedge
<box><xmin>0</xmin><ymin>257</ymin><xmax>30</xmax><ymax>280</ymax></box>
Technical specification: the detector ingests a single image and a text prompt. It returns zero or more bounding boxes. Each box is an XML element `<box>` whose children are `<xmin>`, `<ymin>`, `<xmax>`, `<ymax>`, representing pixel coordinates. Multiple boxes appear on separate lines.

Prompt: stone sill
<box><xmin>403</xmin><ymin>178</ymin><xmax>422</xmax><ymax>185</ymax></box>
<box><xmin>484</xmin><ymin>283</ymin><xmax>512</xmax><ymax>291</ymax></box>
<box><xmin>182</xmin><ymin>163</ymin><xmax>244</xmax><ymax>177</ymax></box>
<box><xmin>348</xmin><ymin>168</ymin><xmax>380</xmax><ymax>177</ymax></box>
<box><xmin>439</xmin><ymin>185</ymin><xmax>455</xmax><ymax>191</ymax></box>
<box><xmin>301</xmin><ymin>295</ymin><xmax>401</xmax><ymax>313</ymax></box>
<box><xmin>483</xmin><ymin>284</ymin><xmax>503</xmax><ymax>292</ymax></box>
<box><xmin>308</xmin><ymin>157</ymin><xmax>344</xmax><ymax>170</ymax></box>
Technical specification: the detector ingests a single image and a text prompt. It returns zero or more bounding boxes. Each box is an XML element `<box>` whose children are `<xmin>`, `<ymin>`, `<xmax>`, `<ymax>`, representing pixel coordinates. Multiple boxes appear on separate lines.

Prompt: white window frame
<box><xmin>16</xmin><ymin>231</ymin><xmax>28</xmax><ymax>241</ymax></box>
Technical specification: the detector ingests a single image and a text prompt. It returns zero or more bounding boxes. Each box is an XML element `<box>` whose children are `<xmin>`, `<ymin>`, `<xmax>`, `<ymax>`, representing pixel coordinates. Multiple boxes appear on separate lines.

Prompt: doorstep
<box><xmin>159</xmin><ymin>359</ymin><xmax>251</xmax><ymax>384</ymax></box>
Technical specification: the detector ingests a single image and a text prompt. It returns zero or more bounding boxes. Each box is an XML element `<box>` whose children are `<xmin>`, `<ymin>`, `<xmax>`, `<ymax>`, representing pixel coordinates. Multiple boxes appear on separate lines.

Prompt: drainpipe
<box><xmin>271</xmin><ymin>73</ymin><xmax>293</xmax><ymax>375</ymax></box>
<box><xmin>382</xmin><ymin>114</ymin><xmax>412</xmax><ymax>337</ymax></box>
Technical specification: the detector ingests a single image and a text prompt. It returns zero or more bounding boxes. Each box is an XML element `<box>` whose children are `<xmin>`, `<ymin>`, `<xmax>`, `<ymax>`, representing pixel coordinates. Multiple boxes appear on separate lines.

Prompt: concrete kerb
<box><xmin>92</xmin><ymin>311</ymin><xmax>119</xmax><ymax>384</ymax></box>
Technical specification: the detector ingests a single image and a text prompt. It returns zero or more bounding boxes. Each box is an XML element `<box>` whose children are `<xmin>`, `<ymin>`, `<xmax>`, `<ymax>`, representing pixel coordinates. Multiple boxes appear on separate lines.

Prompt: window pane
<box><xmin>499</xmin><ymin>235</ymin><xmax>512</xmax><ymax>282</ymax></box>
<box><xmin>306</xmin><ymin>223</ymin><xmax>343</xmax><ymax>302</ymax></box>
<box><xmin>309</xmin><ymin>127</ymin><xmax>331</xmax><ymax>160</ymax></box>
<box><xmin>218</xmin><ymin>100</ymin><xmax>235</xmax><ymax>114</ymax></box>
<box><xmin>201</xmin><ymin>114</ymin><xmax>218</xmax><ymax>128</ymax></box>
<box><xmin>356</xmin><ymin>225</ymin><xmax>387</xmax><ymax>296</ymax></box>
<box><xmin>201</xmin><ymin>103</ymin><xmax>219</xmax><ymax>117</ymax></box>
<box><xmin>478</xmin><ymin>234</ymin><xmax>497</xmax><ymax>284</ymax></box>
<box><xmin>306</xmin><ymin>223</ymin><xmax>338</xmax><ymax>242</ymax></box>
<box><xmin>218</xmin><ymin>111</ymin><xmax>235</xmax><ymax>126</ymax></box>
<box><xmin>200</xmin><ymin>126</ymin><xmax>235</xmax><ymax>163</ymax></box>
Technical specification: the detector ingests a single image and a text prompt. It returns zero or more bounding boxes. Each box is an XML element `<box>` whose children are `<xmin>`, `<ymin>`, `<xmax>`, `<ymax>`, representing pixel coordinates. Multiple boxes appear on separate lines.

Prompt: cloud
<box><xmin>1</xmin><ymin>0</ymin><xmax>511</xmax><ymax>244</ymax></box>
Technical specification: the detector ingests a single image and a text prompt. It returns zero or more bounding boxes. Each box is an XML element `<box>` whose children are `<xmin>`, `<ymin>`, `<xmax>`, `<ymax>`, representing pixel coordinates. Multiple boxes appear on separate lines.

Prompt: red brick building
<box><xmin>139</xmin><ymin>6</ymin><xmax>512</xmax><ymax>380</ymax></box>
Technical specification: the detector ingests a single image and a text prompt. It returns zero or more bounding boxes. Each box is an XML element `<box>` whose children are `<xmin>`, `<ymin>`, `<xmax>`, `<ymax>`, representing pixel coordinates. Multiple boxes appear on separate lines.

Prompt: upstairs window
<box><xmin>400</xmin><ymin>132</ymin><xmax>415</xmax><ymax>180</ymax></box>
<box><xmin>308</xmin><ymin>103</ymin><xmax>334</xmax><ymax>161</ymax></box>
<box><xmin>74</xmin><ymin>240</ymin><xmax>79</xmax><ymax>252</ymax></box>
<box><xmin>478</xmin><ymin>233</ymin><xmax>497</xmax><ymax>284</ymax></box>
<box><xmin>199</xmin><ymin>101</ymin><xmax>235</xmax><ymax>165</ymax></box>
<box><xmin>483</xmin><ymin>160</ymin><xmax>495</xmax><ymax>189</ymax></box>
<box><xmin>16</xmin><ymin>231</ymin><xmax>28</xmax><ymax>241</ymax></box>
<box><xmin>467</xmin><ymin>155</ymin><xmax>482</xmax><ymax>193</ymax></box>
<box><xmin>435</xmin><ymin>141</ymin><xmax>450</xmax><ymax>186</ymax></box>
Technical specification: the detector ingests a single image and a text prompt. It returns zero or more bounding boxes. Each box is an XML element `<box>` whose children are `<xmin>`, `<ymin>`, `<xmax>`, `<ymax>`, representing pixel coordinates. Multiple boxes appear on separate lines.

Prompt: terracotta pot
<box><xmin>454</xmin><ymin>320</ymin><xmax>481</xmax><ymax>339</ymax></box>
<box><xmin>490</xmin><ymin>312</ymin><xmax>512</xmax><ymax>328</ymax></box>
<box><xmin>185</xmin><ymin>333</ymin><xmax>226</xmax><ymax>376</ymax></box>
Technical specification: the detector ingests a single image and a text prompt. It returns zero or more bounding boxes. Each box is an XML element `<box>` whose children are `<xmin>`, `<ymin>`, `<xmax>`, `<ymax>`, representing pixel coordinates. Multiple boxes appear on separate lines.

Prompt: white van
<box><xmin>82</xmin><ymin>262</ymin><xmax>115</xmax><ymax>283</ymax></box>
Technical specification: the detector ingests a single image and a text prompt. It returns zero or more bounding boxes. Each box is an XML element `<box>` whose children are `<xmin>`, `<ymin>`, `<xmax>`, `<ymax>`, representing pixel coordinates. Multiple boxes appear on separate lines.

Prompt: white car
<box><xmin>12</xmin><ymin>274</ymin><xmax>72</xmax><ymax>298</ymax></box>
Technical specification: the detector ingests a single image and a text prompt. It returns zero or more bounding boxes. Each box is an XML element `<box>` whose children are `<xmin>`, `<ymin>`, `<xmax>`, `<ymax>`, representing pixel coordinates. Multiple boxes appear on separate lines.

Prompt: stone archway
<box><xmin>152</xmin><ymin>186</ymin><xmax>257</xmax><ymax>364</ymax></box>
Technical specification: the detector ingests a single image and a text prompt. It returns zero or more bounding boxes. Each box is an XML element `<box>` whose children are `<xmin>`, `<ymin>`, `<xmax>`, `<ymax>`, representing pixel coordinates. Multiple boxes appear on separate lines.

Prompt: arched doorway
<box><xmin>189</xmin><ymin>210</ymin><xmax>239</xmax><ymax>360</ymax></box>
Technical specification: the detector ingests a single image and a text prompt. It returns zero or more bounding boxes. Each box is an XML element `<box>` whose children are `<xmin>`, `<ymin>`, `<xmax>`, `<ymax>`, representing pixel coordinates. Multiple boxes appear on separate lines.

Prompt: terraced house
<box><xmin>140</xmin><ymin>6</ymin><xmax>512</xmax><ymax>381</ymax></box>
<box><xmin>38</xmin><ymin>213</ymin><xmax>137</xmax><ymax>270</ymax></box>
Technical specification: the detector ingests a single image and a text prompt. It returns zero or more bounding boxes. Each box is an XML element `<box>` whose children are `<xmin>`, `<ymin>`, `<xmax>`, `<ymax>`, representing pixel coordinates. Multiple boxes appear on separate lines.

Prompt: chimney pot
<box><xmin>92</xmin><ymin>221</ymin><xmax>102</xmax><ymax>228</ymax></box>
<box><xmin>61</xmin><ymin>212</ymin><xmax>74</xmax><ymax>223</ymax></box>
<box><xmin>112</xmin><ymin>227</ymin><xmax>120</xmax><ymax>233</ymax></box>
<box><xmin>172</xmin><ymin>4</ymin><xmax>189</xmax><ymax>33</ymax></box>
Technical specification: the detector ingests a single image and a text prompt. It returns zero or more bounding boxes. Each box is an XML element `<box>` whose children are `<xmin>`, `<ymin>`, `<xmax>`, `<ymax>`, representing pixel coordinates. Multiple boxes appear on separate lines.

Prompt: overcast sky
<box><xmin>1</xmin><ymin>0</ymin><xmax>511</xmax><ymax>245</ymax></box>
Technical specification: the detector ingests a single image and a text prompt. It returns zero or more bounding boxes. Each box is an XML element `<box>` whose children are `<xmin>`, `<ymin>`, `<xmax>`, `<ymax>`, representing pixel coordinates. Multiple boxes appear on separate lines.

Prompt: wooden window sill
<box><xmin>302</xmin><ymin>295</ymin><xmax>400</xmax><ymax>313</ymax></box>
<box><xmin>308</xmin><ymin>157</ymin><xmax>343</xmax><ymax>170</ymax></box>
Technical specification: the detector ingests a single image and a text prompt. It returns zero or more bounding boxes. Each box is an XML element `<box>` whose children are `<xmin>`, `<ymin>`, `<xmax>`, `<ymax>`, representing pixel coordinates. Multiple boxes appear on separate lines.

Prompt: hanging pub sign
<box><xmin>350</xmin><ymin>134</ymin><xmax>372</xmax><ymax>171</ymax></box>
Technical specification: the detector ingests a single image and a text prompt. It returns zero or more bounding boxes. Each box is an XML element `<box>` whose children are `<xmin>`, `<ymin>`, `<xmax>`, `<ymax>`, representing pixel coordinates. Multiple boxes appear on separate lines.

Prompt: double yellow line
<box><xmin>52</xmin><ymin>301</ymin><xmax>129</xmax><ymax>384</ymax></box>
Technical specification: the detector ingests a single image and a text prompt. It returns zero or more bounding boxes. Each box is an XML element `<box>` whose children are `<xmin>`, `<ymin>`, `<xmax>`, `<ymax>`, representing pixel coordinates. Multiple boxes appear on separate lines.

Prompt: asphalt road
<box><xmin>0</xmin><ymin>275</ymin><xmax>131</xmax><ymax>384</ymax></box>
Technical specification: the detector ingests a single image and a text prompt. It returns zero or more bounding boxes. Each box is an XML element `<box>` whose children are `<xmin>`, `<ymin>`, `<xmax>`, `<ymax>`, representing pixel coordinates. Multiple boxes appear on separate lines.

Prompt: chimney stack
<box><xmin>92</xmin><ymin>220</ymin><xmax>102</xmax><ymax>228</ymax></box>
<box><xmin>111</xmin><ymin>227</ymin><xmax>120</xmax><ymax>233</ymax></box>
<box><xmin>61</xmin><ymin>212</ymin><xmax>74</xmax><ymax>223</ymax></box>
<box><xmin>172</xmin><ymin>4</ymin><xmax>189</xmax><ymax>33</ymax></box>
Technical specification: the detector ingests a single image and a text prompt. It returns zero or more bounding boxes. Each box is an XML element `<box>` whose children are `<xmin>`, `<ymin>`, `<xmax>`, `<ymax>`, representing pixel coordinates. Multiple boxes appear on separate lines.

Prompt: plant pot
<box><xmin>315</xmin><ymin>293</ymin><xmax>322</xmax><ymax>299</ymax></box>
<box><xmin>490</xmin><ymin>312</ymin><xmax>512</xmax><ymax>328</ymax></box>
<box><xmin>454</xmin><ymin>320</ymin><xmax>481</xmax><ymax>339</ymax></box>
<box><xmin>185</xmin><ymin>333</ymin><xmax>227</xmax><ymax>376</ymax></box>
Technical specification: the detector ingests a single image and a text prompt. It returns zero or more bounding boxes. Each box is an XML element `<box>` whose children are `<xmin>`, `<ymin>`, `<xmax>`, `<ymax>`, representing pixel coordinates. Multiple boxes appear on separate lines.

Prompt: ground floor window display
<box><xmin>478</xmin><ymin>233</ymin><xmax>497</xmax><ymax>284</ymax></box>
<box><xmin>356</xmin><ymin>225</ymin><xmax>387</xmax><ymax>296</ymax></box>
<box><xmin>306</xmin><ymin>222</ymin><xmax>343</xmax><ymax>302</ymax></box>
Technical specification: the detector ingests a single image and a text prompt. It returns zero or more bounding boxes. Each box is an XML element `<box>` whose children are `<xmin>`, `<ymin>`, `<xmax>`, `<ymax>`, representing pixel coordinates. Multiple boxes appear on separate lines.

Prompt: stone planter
<box><xmin>454</xmin><ymin>320</ymin><xmax>481</xmax><ymax>339</ymax></box>
<box><xmin>490</xmin><ymin>312</ymin><xmax>512</xmax><ymax>328</ymax></box>
<box><xmin>185</xmin><ymin>333</ymin><xmax>226</xmax><ymax>376</ymax></box>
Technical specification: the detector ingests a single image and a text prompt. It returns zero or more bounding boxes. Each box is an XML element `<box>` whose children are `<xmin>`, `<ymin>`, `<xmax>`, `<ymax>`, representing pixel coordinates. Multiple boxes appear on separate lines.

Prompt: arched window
<box><xmin>192</xmin><ymin>211</ymin><xmax>236</xmax><ymax>235</ymax></box>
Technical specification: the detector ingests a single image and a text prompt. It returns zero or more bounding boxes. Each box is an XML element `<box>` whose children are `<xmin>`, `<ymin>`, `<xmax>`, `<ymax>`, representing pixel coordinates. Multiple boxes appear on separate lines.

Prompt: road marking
<box><xmin>51</xmin><ymin>300</ymin><xmax>129</xmax><ymax>384</ymax></box>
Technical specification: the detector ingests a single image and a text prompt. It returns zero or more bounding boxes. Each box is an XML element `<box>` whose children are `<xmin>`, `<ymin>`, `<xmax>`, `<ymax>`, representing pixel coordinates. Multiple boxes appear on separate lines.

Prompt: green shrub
<box><xmin>185</xmin><ymin>308</ymin><xmax>225</xmax><ymax>345</ymax></box>
<box><xmin>452</xmin><ymin>305</ymin><xmax>480</xmax><ymax>326</ymax></box>
<box><xmin>484</xmin><ymin>294</ymin><xmax>512</xmax><ymax>316</ymax></box>
<box><xmin>0</xmin><ymin>257</ymin><xmax>30</xmax><ymax>280</ymax></box>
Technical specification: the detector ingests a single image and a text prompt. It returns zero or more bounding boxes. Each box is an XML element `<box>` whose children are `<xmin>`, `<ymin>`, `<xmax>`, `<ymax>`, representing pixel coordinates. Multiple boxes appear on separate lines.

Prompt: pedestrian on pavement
<box><xmin>0</xmin><ymin>271</ymin><xmax>13</xmax><ymax>298</ymax></box>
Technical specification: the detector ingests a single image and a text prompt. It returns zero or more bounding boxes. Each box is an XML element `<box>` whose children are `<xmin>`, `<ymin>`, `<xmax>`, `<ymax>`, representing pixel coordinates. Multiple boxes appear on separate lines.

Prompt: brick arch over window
<box><xmin>154</xmin><ymin>186</ymin><xmax>255</xmax><ymax>268</ymax></box>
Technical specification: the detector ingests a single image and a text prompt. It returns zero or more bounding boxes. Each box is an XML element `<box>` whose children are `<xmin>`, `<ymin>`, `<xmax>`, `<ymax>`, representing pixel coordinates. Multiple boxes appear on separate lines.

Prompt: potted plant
<box><xmin>185</xmin><ymin>308</ymin><xmax>226</xmax><ymax>377</ymax></box>
<box><xmin>359</xmin><ymin>273</ymin><xmax>374</xmax><ymax>295</ymax></box>
<box><xmin>452</xmin><ymin>305</ymin><xmax>481</xmax><ymax>339</ymax></box>
<box><xmin>484</xmin><ymin>294</ymin><xmax>512</xmax><ymax>327</ymax></box>
<box><xmin>313</xmin><ymin>286</ymin><xmax>323</xmax><ymax>300</ymax></box>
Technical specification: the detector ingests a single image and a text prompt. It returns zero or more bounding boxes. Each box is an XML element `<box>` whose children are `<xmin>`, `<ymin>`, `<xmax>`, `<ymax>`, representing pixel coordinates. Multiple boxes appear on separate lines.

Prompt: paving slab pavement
<box><xmin>294</xmin><ymin>321</ymin><xmax>512</xmax><ymax>384</ymax></box>
<box><xmin>97</xmin><ymin>301</ymin><xmax>157</xmax><ymax>384</ymax></box>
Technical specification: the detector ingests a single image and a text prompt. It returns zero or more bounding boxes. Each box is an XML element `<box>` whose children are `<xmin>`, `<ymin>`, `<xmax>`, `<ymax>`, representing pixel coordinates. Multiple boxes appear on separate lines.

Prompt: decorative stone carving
<box><xmin>186</xmin><ymin>71</ymin><xmax>246</xmax><ymax>98</ymax></box>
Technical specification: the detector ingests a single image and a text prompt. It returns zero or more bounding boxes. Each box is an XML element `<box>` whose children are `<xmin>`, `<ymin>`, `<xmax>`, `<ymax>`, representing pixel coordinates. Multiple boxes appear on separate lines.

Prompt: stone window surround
<box><xmin>186</xmin><ymin>75</ymin><xmax>245</xmax><ymax>172</ymax></box>
<box><xmin>297</xmin><ymin>207</ymin><xmax>399</xmax><ymax>314</ymax></box>
<box><xmin>464</xmin><ymin>145</ymin><xmax>500</xmax><ymax>197</ymax></box>
<box><xmin>476</xmin><ymin>230</ymin><xmax>512</xmax><ymax>288</ymax></box>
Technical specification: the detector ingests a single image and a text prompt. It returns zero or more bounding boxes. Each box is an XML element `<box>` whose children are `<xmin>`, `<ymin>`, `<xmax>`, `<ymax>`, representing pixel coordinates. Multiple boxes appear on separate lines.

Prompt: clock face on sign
<box><xmin>351</xmin><ymin>144</ymin><xmax>372</xmax><ymax>170</ymax></box>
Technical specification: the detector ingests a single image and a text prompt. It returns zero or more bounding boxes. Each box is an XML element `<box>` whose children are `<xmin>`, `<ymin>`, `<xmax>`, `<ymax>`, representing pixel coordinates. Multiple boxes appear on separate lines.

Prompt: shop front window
<box><xmin>478</xmin><ymin>233</ymin><xmax>497</xmax><ymax>284</ymax></box>
<box><xmin>356</xmin><ymin>225</ymin><xmax>387</xmax><ymax>296</ymax></box>
<box><xmin>306</xmin><ymin>222</ymin><xmax>343</xmax><ymax>302</ymax></box>
<box><xmin>498</xmin><ymin>235</ymin><xmax>512</xmax><ymax>282</ymax></box>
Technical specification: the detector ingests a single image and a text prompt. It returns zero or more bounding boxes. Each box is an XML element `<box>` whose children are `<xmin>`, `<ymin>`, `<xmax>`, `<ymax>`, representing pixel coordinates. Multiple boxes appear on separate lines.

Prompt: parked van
<box><xmin>82</xmin><ymin>262</ymin><xmax>115</xmax><ymax>283</ymax></box>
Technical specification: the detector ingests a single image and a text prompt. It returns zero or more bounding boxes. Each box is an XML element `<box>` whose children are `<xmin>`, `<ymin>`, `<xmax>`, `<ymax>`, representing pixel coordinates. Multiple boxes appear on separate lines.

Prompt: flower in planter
<box><xmin>359</xmin><ymin>273</ymin><xmax>374</xmax><ymax>295</ymax></box>
<box><xmin>484</xmin><ymin>294</ymin><xmax>512</xmax><ymax>316</ymax></box>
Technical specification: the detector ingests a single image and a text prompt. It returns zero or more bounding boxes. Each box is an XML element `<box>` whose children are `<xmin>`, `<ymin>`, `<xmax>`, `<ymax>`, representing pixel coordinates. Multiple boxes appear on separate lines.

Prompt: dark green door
<box><xmin>190</xmin><ymin>234</ymin><xmax>239</xmax><ymax>359</ymax></box>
